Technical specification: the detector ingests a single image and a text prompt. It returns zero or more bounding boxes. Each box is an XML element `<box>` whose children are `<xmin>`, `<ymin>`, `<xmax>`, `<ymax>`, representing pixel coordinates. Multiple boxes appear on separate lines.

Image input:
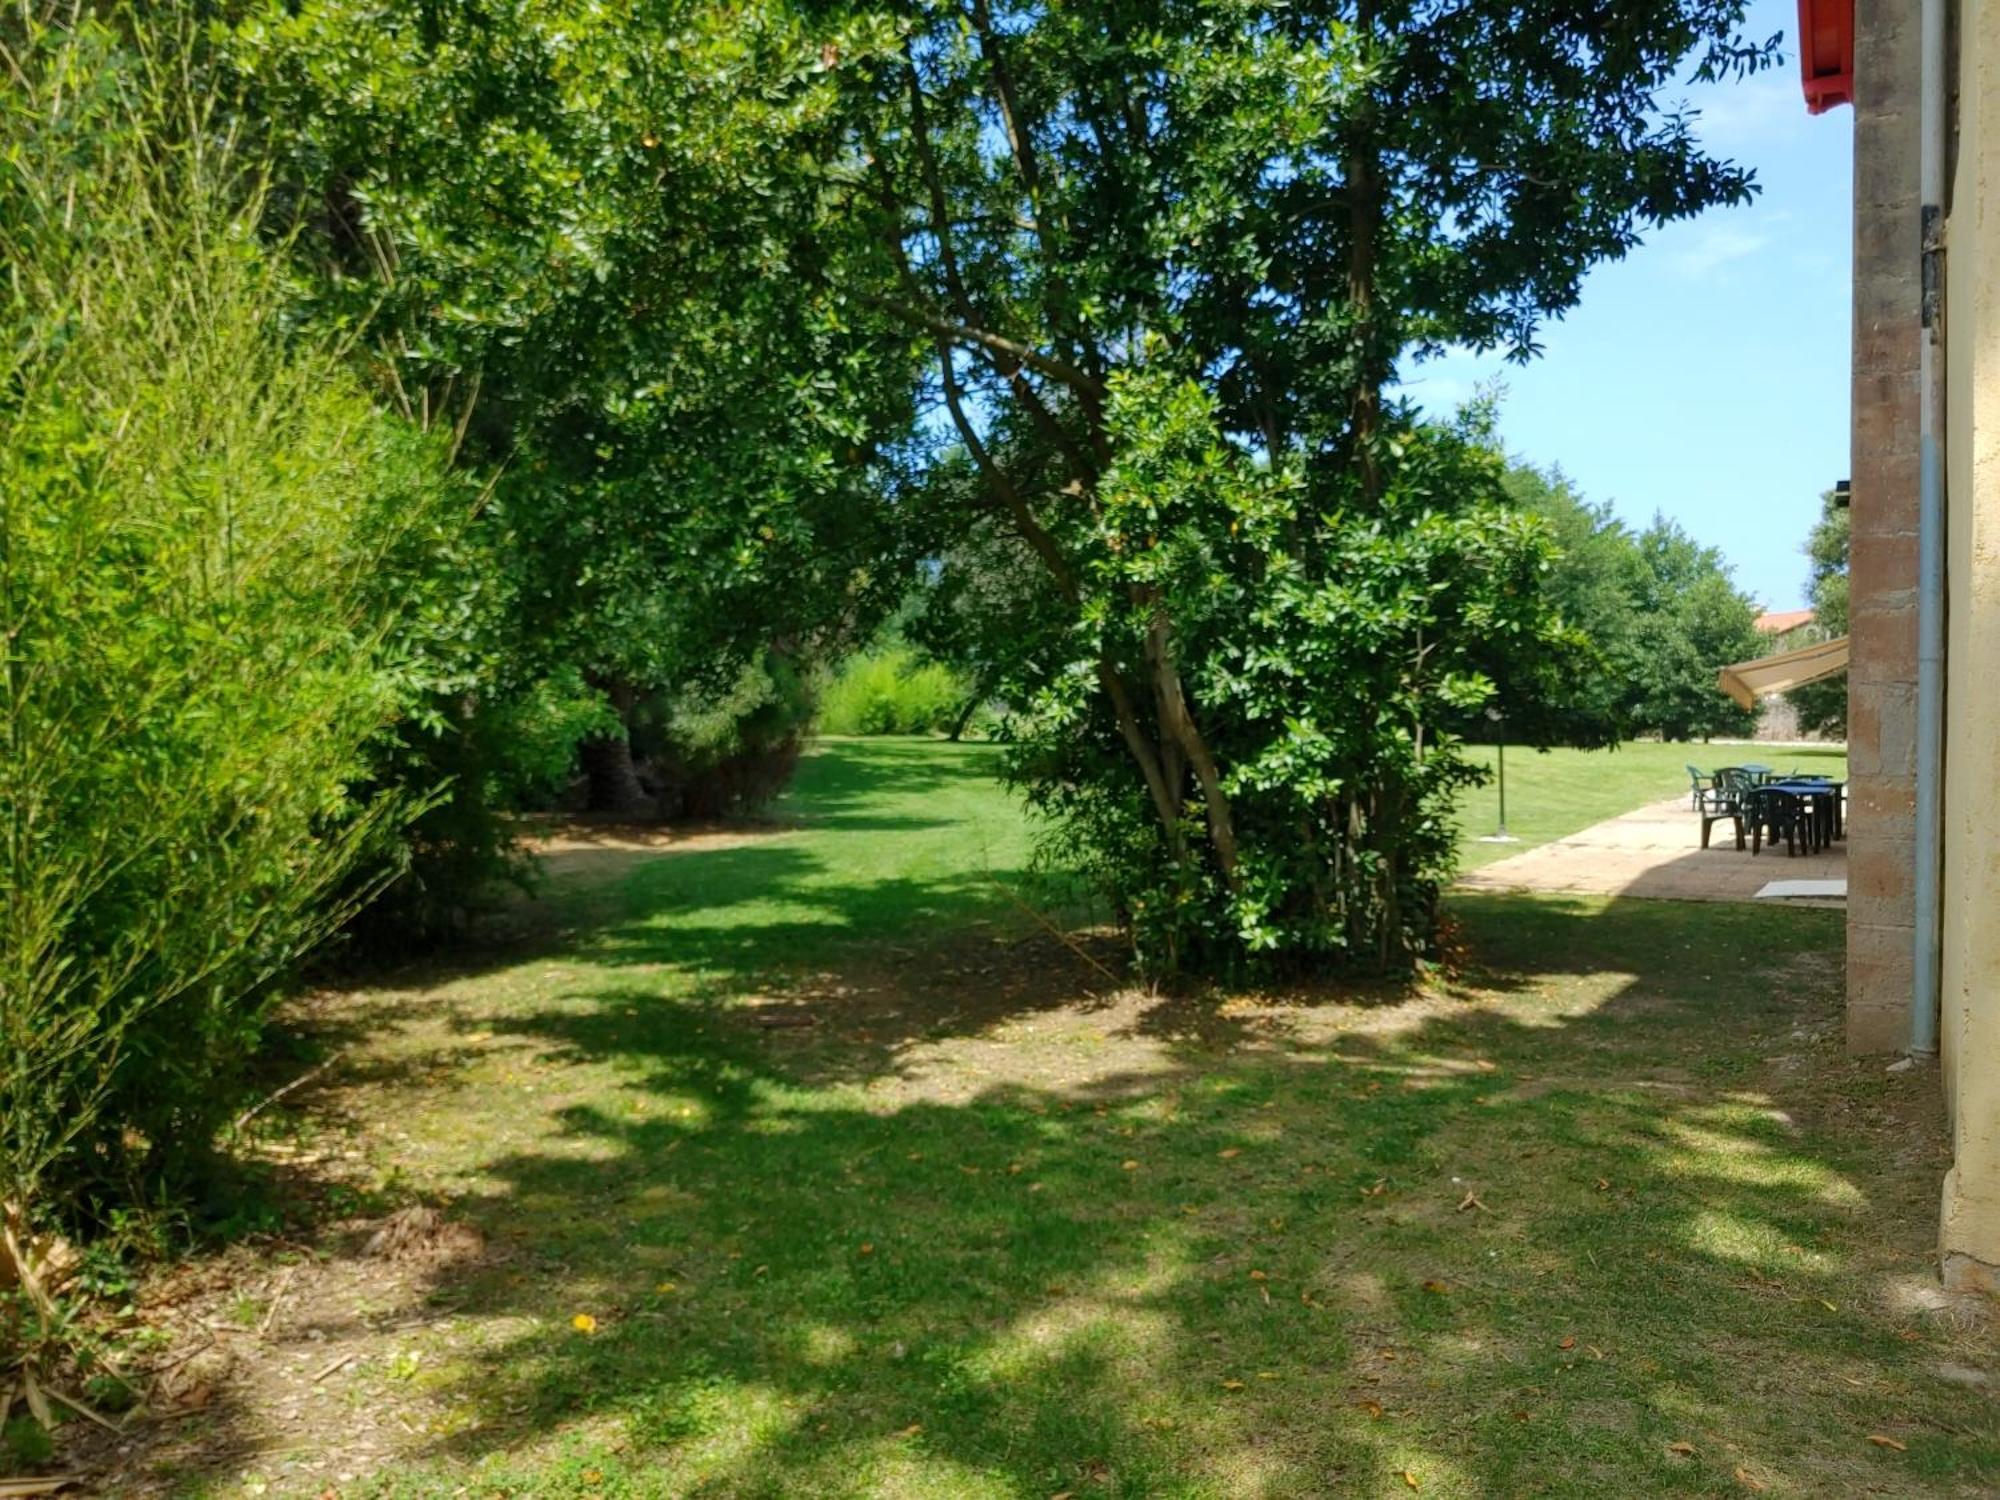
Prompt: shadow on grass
<box><xmin>132</xmin><ymin>743</ymin><xmax>1996</xmax><ymax>1499</ymax></box>
<box><xmin>294</xmin><ymin>897</ymin><xmax>1991</xmax><ymax>1496</ymax></box>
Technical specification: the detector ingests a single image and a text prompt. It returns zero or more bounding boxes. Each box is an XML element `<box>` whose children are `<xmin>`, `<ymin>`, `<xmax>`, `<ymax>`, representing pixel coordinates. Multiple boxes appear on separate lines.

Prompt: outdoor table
<box><xmin>1769</xmin><ymin>777</ymin><xmax>1843</xmax><ymax>837</ymax></box>
<box><xmin>1765</xmin><ymin>779</ymin><xmax>1844</xmax><ymax>847</ymax></box>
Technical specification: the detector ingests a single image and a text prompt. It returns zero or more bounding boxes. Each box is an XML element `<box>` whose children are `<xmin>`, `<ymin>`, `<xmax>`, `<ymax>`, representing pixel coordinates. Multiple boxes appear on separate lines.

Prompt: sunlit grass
<box><xmin>168</xmin><ymin>739</ymin><xmax>1992</xmax><ymax>1500</ymax></box>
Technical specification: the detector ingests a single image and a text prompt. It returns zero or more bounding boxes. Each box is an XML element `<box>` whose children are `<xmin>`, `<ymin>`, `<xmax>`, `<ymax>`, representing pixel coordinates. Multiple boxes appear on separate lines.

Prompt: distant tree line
<box><xmin>1785</xmin><ymin>491</ymin><xmax>1851</xmax><ymax>737</ymax></box>
<box><xmin>1492</xmin><ymin>465</ymin><xmax>1767</xmax><ymax>744</ymax></box>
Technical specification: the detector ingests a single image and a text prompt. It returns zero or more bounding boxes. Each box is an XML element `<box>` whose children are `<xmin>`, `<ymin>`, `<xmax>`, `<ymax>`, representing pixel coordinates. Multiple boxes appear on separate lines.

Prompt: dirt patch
<box><xmin>521</xmin><ymin>816</ymin><xmax>794</xmax><ymax>891</ymax></box>
<box><xmin>62</xmin><ymin>1209</ymin><xmax>496</xmax><ymax>1496</ymax></box>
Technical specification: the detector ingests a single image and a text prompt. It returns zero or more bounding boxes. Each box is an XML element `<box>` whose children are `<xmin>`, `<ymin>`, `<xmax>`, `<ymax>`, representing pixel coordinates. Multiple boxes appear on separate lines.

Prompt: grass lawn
<box><xmin>1456</xmin><ymin>741</ymin><xmax>1849</xmax><ymax>870</ymax></box>
<box><xmin>98</xmin><ymin>738</ymin><xmax>1994</xmax><ymax>1500</ymax></box>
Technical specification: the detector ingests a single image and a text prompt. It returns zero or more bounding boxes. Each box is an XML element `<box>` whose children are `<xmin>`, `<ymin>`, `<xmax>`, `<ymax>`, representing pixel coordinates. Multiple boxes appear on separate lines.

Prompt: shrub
<box><xmin>345</xmin><ymin>667</ymin><xmax>622</xmax><ymax>949</ymax></box>
<box><xmin>0</xmin><ymin>13</ymin><xmax>458</xmax><ymax>1237</ymax></box>
<box><xmin>817</xmin><ymin>648</ymin><xmax>969</xmax><ymax>737</ymax></box>
<box><xmin>634</xmin><ymin>653</ymin><xmax>817</xmax><ymax>819</ymax></box>
<box><xmin>994</xmin><ymin>383</ymin><xmax>1564</xmax><ymax>976</ymax></box>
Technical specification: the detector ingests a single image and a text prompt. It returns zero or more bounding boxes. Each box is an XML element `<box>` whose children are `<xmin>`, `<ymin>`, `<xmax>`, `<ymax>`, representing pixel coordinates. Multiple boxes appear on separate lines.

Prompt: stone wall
<box><xmin>1846</xmin><ymin>1</ymin><xmax>1925</xmax><ymax>1053</ymax></box>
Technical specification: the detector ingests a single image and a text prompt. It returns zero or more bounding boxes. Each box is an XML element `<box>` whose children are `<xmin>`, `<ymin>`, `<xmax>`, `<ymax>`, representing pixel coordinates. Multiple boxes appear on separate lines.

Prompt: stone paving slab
<box><xmin>1457</xmin><ymin>797</ymin><xmax>1846</xmax><ymax>905</ymax></box>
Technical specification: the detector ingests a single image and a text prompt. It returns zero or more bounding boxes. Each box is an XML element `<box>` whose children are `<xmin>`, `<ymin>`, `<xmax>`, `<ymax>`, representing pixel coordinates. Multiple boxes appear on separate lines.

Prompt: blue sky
<box><xmin>1403</xmin><ymin>0</ymin><xmax>1850</xmax><ymax>611</ymax></box>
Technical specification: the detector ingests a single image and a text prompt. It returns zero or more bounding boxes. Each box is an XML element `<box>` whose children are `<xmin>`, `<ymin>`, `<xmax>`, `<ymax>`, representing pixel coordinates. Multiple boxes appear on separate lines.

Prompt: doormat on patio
<box><xmin>1753</xmin><ymin>878</ymin><xmax>1847</xmax><ymax>907</ymax></box>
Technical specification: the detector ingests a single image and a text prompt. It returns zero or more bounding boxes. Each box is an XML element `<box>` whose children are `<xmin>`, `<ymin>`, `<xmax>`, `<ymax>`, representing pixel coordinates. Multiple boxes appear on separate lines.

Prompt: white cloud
<box><xmin>1665</xmin><ymin>221</ymin><xmax>1775</xmax><ymax>281</ymax></box>
<box><xmin>1684</xmin><ymin>68</ymin><xmax>1807</xmax><ymax>154</ymax></box>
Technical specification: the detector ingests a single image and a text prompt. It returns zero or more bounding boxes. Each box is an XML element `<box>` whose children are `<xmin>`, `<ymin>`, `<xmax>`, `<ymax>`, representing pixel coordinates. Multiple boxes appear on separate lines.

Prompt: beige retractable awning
<box><xmin>1717</xmin><ymin>635</ymin><xmax>1849</xmax><ymax>710</ymax></box>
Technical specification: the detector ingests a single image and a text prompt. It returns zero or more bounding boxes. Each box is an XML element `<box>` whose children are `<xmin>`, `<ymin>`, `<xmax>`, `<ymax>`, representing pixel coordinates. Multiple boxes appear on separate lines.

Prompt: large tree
<box><xmin>231</xmin><ymin>0</ymin><xmax>1780</xmax><ymax>970</ymax></box>
<box><xmin>834</xmin><ymin>0</ymin><xmax>1777</xmax><ymax>969</ymax></box>
<box><xmin>1624</xmin><ymin>515</ymin><xmax>1764</xmax><ymax>740</ymax></box>
<box><xmin>226</xmin><ymin>0</ymin><xmax>927</xmax><ymax>811</ymax></box>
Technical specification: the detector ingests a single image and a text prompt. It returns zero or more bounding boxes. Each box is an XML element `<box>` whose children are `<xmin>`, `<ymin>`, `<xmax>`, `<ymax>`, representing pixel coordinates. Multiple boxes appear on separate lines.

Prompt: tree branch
<box><xmin>859</xmin><ymin>292</ymin><xmax>1106</xmax><ymax>399</ymax></box>
<box><xmin>1145</xmin><ymin>609</ymin><xmax>1240</xmax><ymax>884</ymax></box>
<box><xmin>1098</xmin><ymin>661</ymin><xmax>1184</xmax><ymax>850</ymax></box>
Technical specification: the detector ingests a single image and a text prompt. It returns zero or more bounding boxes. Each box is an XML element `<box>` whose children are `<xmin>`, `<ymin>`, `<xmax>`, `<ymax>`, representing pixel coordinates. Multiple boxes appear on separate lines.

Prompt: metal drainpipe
<box><xmin>1910</xmin><ymin>0</ymin><xmax>1948</xmax><ymax>1057</ymax></box>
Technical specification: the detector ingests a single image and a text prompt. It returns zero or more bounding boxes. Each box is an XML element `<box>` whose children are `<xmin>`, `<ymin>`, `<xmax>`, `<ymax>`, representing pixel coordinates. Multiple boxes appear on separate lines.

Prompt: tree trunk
<box><xmin>580</xmin><ymin>679</ymin><xmax>650</xmax><ymax>817</ymax></box>
<box><xmin>1145</xmin><ymin>609</ymin><xmax>1241</xmax><ymax>887</ymax></box>
<box><xmin>947</xmin><ymin>690</ymin><xmax>983</xmax><ymax>742</ymax></box>
<box><xmin>1347</xmin><ymin>0</ymin><xmax>1385</xmax><ymax>507</ymax></box>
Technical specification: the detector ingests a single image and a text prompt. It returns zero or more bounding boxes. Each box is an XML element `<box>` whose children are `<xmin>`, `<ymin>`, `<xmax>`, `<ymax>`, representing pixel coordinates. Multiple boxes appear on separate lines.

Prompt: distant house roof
<box><xmin>1755</xmin><ymin>607</ymin><xmax>1817</xmax><ymax>635</ymax></box>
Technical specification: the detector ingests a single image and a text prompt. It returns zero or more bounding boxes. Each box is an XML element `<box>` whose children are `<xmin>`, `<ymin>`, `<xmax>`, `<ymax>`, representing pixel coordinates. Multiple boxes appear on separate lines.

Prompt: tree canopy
<box><xmin>1499</xmin><ymin>465</ymin><xmax>1766</xmax><ymax>744</ymax></box>
<box><xmin>1787</xmin><ymin>489</ymin><xmax>1850</xmax><ymax>736</ymax></box>
<box><xmin>222</xmin><ymin>0</ymin><xmax>1780</xmax><ymax>971</ymax></box>
<box><xmin>227</xmin><ymin>0</ymin><xmax>930</xmax><ymax>812</ymax></box>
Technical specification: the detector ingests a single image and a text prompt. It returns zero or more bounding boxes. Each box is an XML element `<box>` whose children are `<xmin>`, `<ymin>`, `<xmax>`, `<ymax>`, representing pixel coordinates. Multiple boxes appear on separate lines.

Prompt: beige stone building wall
<box><xmin>1937</xmin><ymin>0</ymin><xmax>2000</xmax><ymax>1289</ymax></box>
<box><xmin>1846</xmin><ymin>3</ymin><xmax>1925</xmax><ymax>1052</ymax></box>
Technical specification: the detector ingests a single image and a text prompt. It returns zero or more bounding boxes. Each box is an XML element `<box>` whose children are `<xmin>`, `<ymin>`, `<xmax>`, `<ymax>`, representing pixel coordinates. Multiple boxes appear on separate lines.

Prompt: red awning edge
<box><xmin>1798</xmin><ymin>0</ymin><xmax>1855</xmax><ymax>114</ymax></box>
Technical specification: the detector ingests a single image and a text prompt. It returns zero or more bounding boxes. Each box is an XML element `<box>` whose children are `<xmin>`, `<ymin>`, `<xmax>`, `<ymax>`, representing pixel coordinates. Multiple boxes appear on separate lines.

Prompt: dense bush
<box><xmin>992</xmin><ymin>386</ymin><xmax>1563</xmax><ymax>972</ymax></box>
<box><xmin>817</xmin><ymin>648</ymin><xmax>970</xmax><ymax>737</ymax></box>
<box><xmin>629</xmin><ymin>653</ymin><xmax>818</xmax><ymax>819</ymax></box>
<box><xmin>0</xmin><ymin>15</ymin><xmax>460</xmax><ymax>1235</ymax></box>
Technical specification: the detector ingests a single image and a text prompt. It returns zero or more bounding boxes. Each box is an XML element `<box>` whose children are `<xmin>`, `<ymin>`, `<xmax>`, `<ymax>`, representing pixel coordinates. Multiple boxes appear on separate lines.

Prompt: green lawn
<box><xmin>122</xmin><ymin>737</ymin><xmax>1992</xmax><ymax>1500</ymax></box>
<box><xmin>1456</xmin><ymin>741</ymin><xmax>1849</xmax><ymax>869</ymax></box>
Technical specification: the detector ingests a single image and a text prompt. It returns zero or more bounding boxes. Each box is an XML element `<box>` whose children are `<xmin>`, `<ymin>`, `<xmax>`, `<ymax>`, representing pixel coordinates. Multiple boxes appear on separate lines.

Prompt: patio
<box><xmin>1456</xmin><ymin>795</ymin><xmax>1847</xmax><ymax>906</ymax></box>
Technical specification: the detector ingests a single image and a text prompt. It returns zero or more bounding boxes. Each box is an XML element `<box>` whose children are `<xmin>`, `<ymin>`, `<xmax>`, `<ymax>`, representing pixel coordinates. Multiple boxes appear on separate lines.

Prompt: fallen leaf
<box><xmin>1221</xmin><ymin>1378</ymin><xmax>1246</xmax><ymax>1391</ymax></box>
<box><xmin>1866</xmin><ymin>1434</ymin><xmax>1906</xmax><ymax>1451</ymax></box>
<box><xmin>1666</xmin><ymin>1440</ymin><xmax>1697</xmax><ymax>1456</ymax></box>
<box><xmin>1819</xmin><ymin>1298</ymin><xmax>1838</xmax><ymax>1312</ymax></box>
<box><xmin>859</xmin><ymin>1244</ymin><xmax>874</xmax><ymax>1255</ymax></box>
<box><xmin>1401</xmin><ymin>1470</ymin><xmax>1421</xmax><ymax>1491</ymax></box>
<box><xmin>582</xmin><ymin>1471</ymin><xmax>603</xmax><ymax>1488</ymax></box>
<box><xmin>1421</xmin><ymin>1279</ymin><xmax>1450</xmax><ymax>1294</ymax></box>
<box><xmin>1511</xmin><ymin>1410</ymin><xmax>1532</xmax><ymax>1422</ymax></box>
<box><xmin>571</xmin><ymin>1313</ymin><xmax>597</xmax><ymax>1334</ymax></box>
<box><xmin>898</xmin><ymin>1423</ymin><xmax>923</xmax><ymax>1438</ymax></box>
<box><xmin>1256</xmin><ymin>1370</ymin><xmax>1279</xmax><ymax>1381</ymax></box>
<box><xmin>1558</xmin><ymin>1335</ymin><xmax>1577</xmax><ymax>1350</ymax></box>
<box><xmin>1594</xmin><ymin>1178</ymin><xmax>1611</xmax><ymax>1192</ymax></box>
<box><xmin>1456</xmin><ymin>1190</ymin><xmax>1488</xmax><ymax>1213</ymax></box>
<box><xmin>1219</xmin><ymin>1147</ymin><xmax>1241</xmax><ymax>1159</ymax></box>
<box><xmin>1249</xmin><ymin>1269</ymin><xmax>1268</xmax><ymax>1281</ymax></box>
<box><xmin>1475</xmin><ymin>1058</ymin><xmax>1498</xmax><ymax>1071</ymax></box>
<box><xmin>1357</xmin><ymin>1399</ymin><xmax>1384</xmax><ymax>1419</ymax></box>
<box><xmin>1734</xmin><ymin>1467</ymin><xmax>1768</xmax><ymax>1492</ymax></box>
<box><xmin>1122</xmin><ymin>1159</ymin><xmax>1140</xmax><ymax>1171</ymax></box>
